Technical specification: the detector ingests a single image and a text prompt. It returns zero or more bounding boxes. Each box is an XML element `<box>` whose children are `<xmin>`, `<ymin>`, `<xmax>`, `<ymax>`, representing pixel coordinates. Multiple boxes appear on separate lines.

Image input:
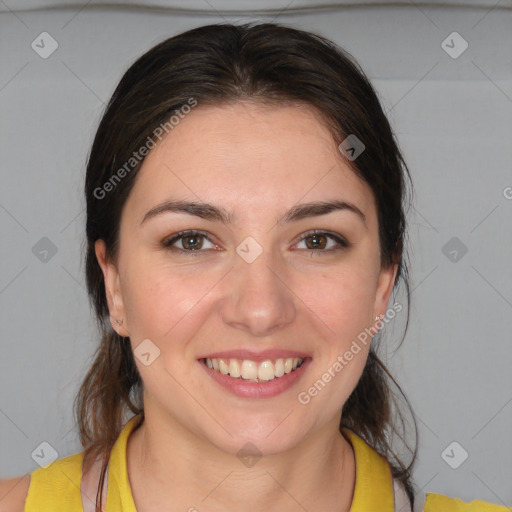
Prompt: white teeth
<box><xmin>229</xmin><ymin>359</ymin><xmax>241</xmax><ymax>378</ymax></box>
<box><xmin>275</xmin><ymin>358</ymin><xmax>285</xmax><ymax>377</ymax></box>
<box><xmin>219</xmin><ymin>359</ymin><xmax>229</xmax><ymax>375</ymax></box>
<box><xmin>204</xmin><ymin>357</ymin><xmax>304</xmax><ymax>381</ymax></box>
<box><xmin>241</xmin><ymin>360</ymin><xmax>258</xmax><ymax>380</ymax></box>
<box><xmin>258</xmin><ymin>360</ymin><xmax>275</xmax><ymax>381</ymax></box>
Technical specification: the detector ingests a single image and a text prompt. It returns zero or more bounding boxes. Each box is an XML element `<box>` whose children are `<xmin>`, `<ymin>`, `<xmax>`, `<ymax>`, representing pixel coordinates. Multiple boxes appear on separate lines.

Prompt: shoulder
<box><xmin>3</xmin><ymin>452</ymin><xmax>85</xmax><ymax>511</ymax></box>
<box><xmin>0</xmin><ymin>474</ymin><xmax>31</xmax><ymax>512</ymax></box>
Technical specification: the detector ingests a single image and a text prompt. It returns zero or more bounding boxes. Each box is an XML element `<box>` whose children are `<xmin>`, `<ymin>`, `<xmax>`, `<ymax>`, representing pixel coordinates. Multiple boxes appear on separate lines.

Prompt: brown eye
<box><xmin>296</xmin><ymin>231</ymin><xmax>348</xmax><ymax>253</ymax></box>
<box><xmin>181</xmin><ymin>234</ymin><xmax>204</xmax><ymax>250</ymax></box>
<box><xmin>162</xmin><ymin>230</ymin><xmax>217</xmax><ymax>254</ymax></box>
<box><xmin>304</xmin><ymin>233</ymin><xmax>328</xmax><ymax>250</ymax></box>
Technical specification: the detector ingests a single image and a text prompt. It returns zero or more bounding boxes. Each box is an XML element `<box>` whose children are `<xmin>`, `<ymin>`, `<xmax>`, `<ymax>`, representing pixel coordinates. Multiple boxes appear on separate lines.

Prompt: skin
<box><xmin>94</xmin><ymin>101</ymin><xmax>398</xmax><ymax>512</ymax></box>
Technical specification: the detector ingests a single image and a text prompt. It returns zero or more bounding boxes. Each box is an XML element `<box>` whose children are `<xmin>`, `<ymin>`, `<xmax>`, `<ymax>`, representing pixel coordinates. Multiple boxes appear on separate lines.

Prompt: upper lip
<box><xmin>198</xmin><ymin>349</ymin><xmax>312</xmax><ymax>363</ymax></box>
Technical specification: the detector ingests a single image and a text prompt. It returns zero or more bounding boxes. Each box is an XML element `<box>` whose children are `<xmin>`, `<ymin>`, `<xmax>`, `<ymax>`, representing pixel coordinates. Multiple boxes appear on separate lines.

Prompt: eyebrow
<box><xmin>140</xmin><ymin>199</ymin><xmax>367</xmax><ymax>228</ymax></box>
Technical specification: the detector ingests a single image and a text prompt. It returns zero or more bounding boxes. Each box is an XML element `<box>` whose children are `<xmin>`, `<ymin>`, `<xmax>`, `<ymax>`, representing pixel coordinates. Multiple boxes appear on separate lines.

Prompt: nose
<box><xmin>219</xmin><ymin>246</ymin><xmax>296</xmax><ymax>337</ymax></box>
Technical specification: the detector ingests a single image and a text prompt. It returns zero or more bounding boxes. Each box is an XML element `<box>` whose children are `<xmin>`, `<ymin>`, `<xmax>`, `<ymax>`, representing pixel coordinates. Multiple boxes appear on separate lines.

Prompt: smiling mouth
<box><xmin>202</xmin><ymin>357</ymin><xmax>306</xmax><ymax>383</ymax></box>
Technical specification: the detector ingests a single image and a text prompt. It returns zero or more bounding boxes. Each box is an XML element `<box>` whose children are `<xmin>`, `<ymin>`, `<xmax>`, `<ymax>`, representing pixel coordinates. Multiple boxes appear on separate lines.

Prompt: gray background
<box><xmin>1</xmin><ymin>1</ymin><xmax>511</xmax><ymax>510</ymax></box>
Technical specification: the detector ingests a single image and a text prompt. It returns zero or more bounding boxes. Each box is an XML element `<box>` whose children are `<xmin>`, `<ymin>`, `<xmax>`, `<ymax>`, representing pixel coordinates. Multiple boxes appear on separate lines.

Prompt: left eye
<box><xmin>295</xmin><ymin>231</ymin><xmax>348</xmax><ymax>252</ymax></box>
<box><xmin>162</xmin><ymin>230</ymin><xmax>217</xmax><ymax>252</ymax></box>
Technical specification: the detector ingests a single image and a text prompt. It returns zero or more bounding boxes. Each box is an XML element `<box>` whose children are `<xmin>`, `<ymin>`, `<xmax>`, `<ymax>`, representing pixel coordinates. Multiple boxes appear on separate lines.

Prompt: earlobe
<box><xmin>94</xmin><ymin>239</ymin><xmax>129</xmax><ymax>336</ymax></box>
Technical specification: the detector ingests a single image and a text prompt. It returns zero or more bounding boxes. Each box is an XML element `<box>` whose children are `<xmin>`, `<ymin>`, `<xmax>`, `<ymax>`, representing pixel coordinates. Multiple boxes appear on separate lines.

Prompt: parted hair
<box><xmin>76</xmin><ymin>22</ymin><xmax>417</xmax><ymax>511</ymax></box>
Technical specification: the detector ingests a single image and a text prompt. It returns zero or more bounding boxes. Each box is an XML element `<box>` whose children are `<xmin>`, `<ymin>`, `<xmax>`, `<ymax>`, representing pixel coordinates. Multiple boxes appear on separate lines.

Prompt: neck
<box><xmin>126</xmin><ymin>409</ymin><xmax>355</xmax><ymax>512</ymax></box>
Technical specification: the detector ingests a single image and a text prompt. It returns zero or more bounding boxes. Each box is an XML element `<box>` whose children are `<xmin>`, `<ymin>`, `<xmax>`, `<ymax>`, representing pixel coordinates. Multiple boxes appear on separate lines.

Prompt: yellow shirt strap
<box><xmin>24</xmin><ymin>451</ymin><xmax>85</xmax><ymax>511</ymax></box>
<box><xmin>105</xmin><ymin>415</ymin><xmax>141</xmax><ymax>512</ymax></box>
<box><xmin>341</xmin><ymin>428</ymin><xmax>395</xmax><ymax>512</ymax></box>
<box><xmin>424</xmin><ymin>492</ymin><xmax>512</xmax><ymax>511</ymax></box>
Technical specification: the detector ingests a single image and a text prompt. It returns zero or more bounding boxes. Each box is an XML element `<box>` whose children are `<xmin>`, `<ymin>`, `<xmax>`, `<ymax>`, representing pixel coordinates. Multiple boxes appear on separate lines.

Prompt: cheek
<box><xmin>122</xmin><ymin>269</ymin><xmax>209</xmax><ymax>389</ymax></box>
<box><xmin>297</xmin><ymin>264</ymin><xmax>377</xmax><ymax>341</ymax></box>
<box><xmin>292</xmin><ymin>265</ymin><xmax>375</xmax><ymax>407</ymax></box>
<box><xmin>122</xmin><ymin>260</ymin><xmax>218</xmax><ymax>343</ymax></box>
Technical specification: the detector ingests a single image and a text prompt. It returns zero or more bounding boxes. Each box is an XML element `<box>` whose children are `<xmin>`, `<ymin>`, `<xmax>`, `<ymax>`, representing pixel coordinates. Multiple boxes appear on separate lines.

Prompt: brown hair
<box><xmin>75</xmin><ymin>22</ymin><xmax>417</xmax><ymax>510</ymax></box>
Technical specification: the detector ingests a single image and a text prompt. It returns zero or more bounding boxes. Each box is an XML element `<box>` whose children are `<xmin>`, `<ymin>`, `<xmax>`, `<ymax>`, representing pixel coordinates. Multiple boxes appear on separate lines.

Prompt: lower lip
<box><xmin>200</xmin><ymin>359</ymin><xmax>311</xmax><ymax>399</ymax></box>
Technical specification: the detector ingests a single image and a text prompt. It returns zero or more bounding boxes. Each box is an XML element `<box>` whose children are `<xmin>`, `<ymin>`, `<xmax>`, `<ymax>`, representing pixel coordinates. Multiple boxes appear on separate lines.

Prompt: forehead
<box><xmin>124</xmin><ymin>102</ymin><xmax>375</xmax><ymax>224</ymax></box>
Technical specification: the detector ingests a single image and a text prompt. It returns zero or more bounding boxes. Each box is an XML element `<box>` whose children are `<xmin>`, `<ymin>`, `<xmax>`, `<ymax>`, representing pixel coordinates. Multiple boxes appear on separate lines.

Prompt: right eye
<box><xmin>162</xmin><ymin>230</ymin><xmax>220</xmax><ymax>255</ymax></box>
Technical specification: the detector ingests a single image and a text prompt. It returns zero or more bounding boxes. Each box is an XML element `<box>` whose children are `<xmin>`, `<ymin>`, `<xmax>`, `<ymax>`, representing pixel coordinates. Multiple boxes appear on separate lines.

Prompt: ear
<box><xmin>94</xmin><ymin>239</ymin><xmax>129</xmax><ymax>337</ymax></box>
<box><xmin>373</xmin><ymin>263</ymin><xmax>399</xmax><ymax>321</ymax></box>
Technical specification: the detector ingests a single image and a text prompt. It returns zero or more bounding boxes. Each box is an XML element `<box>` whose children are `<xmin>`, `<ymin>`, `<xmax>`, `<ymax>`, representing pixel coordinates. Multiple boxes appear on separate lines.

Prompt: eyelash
<box><xmin>161</xmin><ymin>229</ymin><xmax>349</xmax><ymax>256</ymax></box>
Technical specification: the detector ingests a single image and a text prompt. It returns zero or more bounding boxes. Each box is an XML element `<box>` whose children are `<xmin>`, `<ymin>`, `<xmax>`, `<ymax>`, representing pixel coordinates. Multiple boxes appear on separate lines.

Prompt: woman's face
<box><xmin>96</xmin><ymin>101</ymin><xmax>397</xmax><ymax>455</ymax></box>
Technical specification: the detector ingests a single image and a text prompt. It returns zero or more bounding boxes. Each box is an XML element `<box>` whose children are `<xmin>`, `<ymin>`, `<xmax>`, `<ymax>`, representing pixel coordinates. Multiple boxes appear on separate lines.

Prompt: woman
<box><xmin>0</xmin><ymin>22</ymin><xmax>506</xmax><ymax>512</ymax></box>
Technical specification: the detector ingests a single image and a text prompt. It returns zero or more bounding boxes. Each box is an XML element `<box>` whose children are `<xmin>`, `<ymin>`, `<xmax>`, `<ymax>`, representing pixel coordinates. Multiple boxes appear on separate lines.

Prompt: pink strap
<box><xmin>393</xmin><ymin>478</ymin><xmax>412</xmax><ymax>512</ymax></box>
<box><xmin>80</xmin><ymin>456</ymin><xmax>109</xmax><ymax>512</ymax></box>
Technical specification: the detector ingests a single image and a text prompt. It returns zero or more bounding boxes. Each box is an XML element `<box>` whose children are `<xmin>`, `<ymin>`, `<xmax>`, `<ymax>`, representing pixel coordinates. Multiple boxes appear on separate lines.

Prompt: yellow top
<box><xmin>423</xmin><ymin>494</ymin><xmax>511</xmax><ymax>511</ymax></box>
<box><xmin>23</xmin><ymin>416</ymin><xmax>509</xmax><ymax>511</ymax></box>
